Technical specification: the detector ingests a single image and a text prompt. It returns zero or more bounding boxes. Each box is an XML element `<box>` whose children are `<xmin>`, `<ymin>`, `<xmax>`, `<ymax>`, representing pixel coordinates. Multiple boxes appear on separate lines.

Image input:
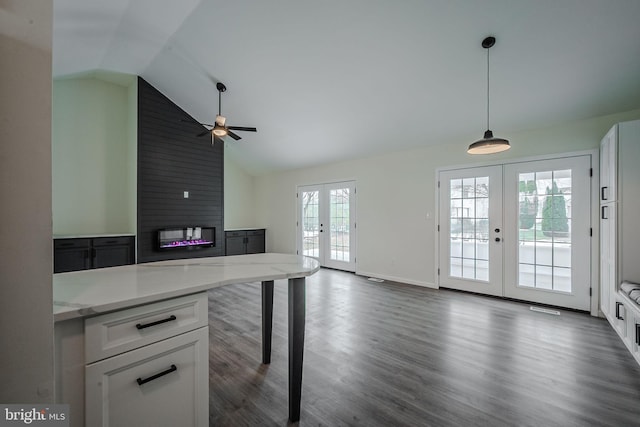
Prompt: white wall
<box><xmin>52</xmin><ymin>75</ymin><xmax>137</xmax><ymax>236</ymax></box>
<box><xmin>224</xmin><ymin>150</ymin><xmax>257</xmax><ymax>229</ymax></box>
<box><xmin>0</xmin><ymin>0</ymin><xmax>54</xmax><ymax>402</ymax></box>
<box><xmin>254</xmin><ymin>108</ymin><xmax>640</xmax><ymax>287</ymax></box>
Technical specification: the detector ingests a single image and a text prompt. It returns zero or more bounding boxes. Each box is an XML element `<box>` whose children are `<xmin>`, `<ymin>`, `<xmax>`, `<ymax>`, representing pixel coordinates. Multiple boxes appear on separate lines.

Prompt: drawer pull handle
<box><xmin>136</xmin><ymin>364</ymin><xmax>177</xmax><ymax>386</ymax></box>
<box><xmin>636</xmin><ymin>324</ymin><xmax>640</xmax><ymax>346</ymax></box>
<box><xmin>615</xmin><ymin>302</ymin><xmax>624</xmax><ymax>320</ymax></box>
<box><xmin>136</xmin><ymin>315</ymin><xmax>177</xmax><ymax>330</ymax></box>
<box><xmin>601</xmin><ymin>186</ymin><xmax>608</xmax><ymax>201</ymax></box>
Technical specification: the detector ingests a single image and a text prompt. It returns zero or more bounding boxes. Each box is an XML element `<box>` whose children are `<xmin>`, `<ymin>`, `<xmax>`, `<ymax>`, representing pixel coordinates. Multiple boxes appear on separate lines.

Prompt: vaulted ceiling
<box><xmin>53</xmin><ymin>0</ymin><xmax>640</xmax><ymax>175</ymax></box>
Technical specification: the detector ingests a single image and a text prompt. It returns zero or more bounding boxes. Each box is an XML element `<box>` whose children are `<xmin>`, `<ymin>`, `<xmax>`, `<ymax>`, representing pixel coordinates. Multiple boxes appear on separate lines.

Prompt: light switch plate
<box><xmin>183</xmin><ymin>191</ymin><xmax>189</xmax><ymax>198</ymax></box>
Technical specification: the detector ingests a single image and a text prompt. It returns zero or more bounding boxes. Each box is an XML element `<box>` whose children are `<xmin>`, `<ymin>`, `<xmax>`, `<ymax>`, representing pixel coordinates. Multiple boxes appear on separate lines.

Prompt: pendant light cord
<box><xmin>218</xmin><ymin>91</ymin><xmax>222</xmax><ymax>116</ymax></box>
<box><xmin>486</xmin><ymin>46</ymin><xmax>490</xmax><ymax>131</ymax></box>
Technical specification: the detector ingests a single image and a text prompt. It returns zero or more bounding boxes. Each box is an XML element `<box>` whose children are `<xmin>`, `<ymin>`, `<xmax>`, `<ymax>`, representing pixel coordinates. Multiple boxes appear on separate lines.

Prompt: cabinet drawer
<box><xmin>85</xmin><ymin>293</ymin><xmax>208</xmax><ymax>363</ymax></box>
<box><xmin>86</xmin><ymin>327</ymin><xmax>208</xmax><ymax>427</ymax></box>
<box><xmin>93</xmin><ymin>236</ymin><xmax>134</xmax><ymax>247</ymax></box>
<box><xmin>225</xmin><ymin>230</ymin><xmax>246</xmax><ymax>238</ymax></box>
<box><xmin>247</xmin><ymin>229</ymin><xmax>265</xmax><ymax>237</ymax></box>
<box><xmin>54</xmin><ymin>238</ymin><xmax>91</xmax><ymax>249</ymax></box>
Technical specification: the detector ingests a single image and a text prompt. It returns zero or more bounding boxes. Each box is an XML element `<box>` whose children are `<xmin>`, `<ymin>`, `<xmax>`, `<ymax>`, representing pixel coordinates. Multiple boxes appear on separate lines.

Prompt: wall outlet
<box><xmin>183</xmin><ymin>191</ymin><xmax>189</xmax><ymax>198</ymax></box>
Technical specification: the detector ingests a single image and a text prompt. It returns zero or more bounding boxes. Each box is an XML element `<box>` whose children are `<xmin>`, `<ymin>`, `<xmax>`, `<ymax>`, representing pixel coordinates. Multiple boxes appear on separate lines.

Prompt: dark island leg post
<box><xmin>261</xmin><ymin>280</ymin><xmax>274</xmax><ymax>364</ymax></box>
<box><xmin>288</xmin><ymin>277</ymin><xmax>306</xmax><ymax>422</ymax></box>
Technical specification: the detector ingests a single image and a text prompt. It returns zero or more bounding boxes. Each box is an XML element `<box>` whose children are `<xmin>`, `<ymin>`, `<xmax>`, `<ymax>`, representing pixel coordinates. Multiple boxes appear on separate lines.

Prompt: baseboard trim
<box><xmin>355</xmin><ymin>270</ymin><xmax>438</xmax><ymax>289</ymax></box>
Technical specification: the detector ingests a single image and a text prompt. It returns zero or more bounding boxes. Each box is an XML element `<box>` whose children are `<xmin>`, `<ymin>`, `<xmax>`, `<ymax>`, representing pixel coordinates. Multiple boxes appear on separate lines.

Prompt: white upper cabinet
<box><xmin>599</xmin><ymin>124</ymin><xmax>617</xmax><ymax>204</ymax></box>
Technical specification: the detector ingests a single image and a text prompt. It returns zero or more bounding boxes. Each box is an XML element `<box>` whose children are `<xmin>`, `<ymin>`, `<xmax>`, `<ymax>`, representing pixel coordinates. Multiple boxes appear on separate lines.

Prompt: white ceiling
<box><xmin>53</xmin><ymin>0</ymin><xmax>640</xmax><ymax>175</ymax></box>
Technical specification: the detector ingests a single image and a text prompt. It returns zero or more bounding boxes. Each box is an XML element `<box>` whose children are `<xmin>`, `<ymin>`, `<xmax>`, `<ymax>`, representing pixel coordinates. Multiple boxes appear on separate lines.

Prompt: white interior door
<box><xmin>438</xmin><ymin>166</ymin><xmax>503</xmax><ymax>296</ymax></box>
<box><xmin>439</xmin><ymin>155</ymin><xmax>592</xmax><ymax>311</ymax></box>
<box><xmin>503</xmin><ymin>156</ymin><xmax>591</xmax><ymax>311</ymax></box>
<box><xmin>298</xmin><ymin>181</ymin><xmax>356</xmax><ymax>272</ymax></box>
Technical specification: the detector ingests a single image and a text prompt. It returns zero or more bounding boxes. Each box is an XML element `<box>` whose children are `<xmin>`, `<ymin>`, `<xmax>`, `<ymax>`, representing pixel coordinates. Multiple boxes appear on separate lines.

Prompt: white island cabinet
<box><xmin>54</xmin><ymin>253</ymin><xmax>320</xmax><ymax>427</ymax></box>
<box><xmin>84</xmin><ymin>293</ymin><xmax>209</xmax><ymax>427</ymax></box>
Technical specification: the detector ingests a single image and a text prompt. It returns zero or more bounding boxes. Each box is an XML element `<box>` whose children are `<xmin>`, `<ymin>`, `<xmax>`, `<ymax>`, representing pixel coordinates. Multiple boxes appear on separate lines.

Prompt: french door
<box><xmin>439</xmin><ymin>156</ymin><xmax>592</xmax><ymax>311</ymax></box>
<box><xmin>438</xmin><ymin>166</ymin><xmax>504</xmax><ymax>296</ymax></box>
<box><xmin>297</xmin><ymin>181</ymin><xmax>356</xmax><ymax>271</ymax></box>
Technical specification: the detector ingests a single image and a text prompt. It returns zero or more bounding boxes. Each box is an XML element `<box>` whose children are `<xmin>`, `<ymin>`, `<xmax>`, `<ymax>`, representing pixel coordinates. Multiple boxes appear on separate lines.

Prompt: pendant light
<box><xmin>468</xmin><ymin>36</ymin><xmax>510</xmax><ymax>154</ymax></box>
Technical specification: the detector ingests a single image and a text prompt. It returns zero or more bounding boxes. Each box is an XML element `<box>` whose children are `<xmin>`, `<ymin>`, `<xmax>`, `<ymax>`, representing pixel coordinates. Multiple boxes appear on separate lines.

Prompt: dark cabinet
<box><xmin>54</xmin><ymin>236</ymin><xmax>135</xmax><ymax>273</ymax></box>
<box><xmin>225</xmin><ymin>229</ymin><xmax>265</xmax><ymax>256</ymax></box>
<box><xmin>54</xmin><ymin>238</ymin><xmax>92</xmax><ymax>272</ymax></box>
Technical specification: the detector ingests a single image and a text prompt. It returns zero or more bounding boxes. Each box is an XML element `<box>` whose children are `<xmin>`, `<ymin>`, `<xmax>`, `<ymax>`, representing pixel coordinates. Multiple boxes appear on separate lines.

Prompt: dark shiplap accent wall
<box><xmin>137</xmin><ymin>77</ymin><xmax>224</xmax><ymax>262</ymax></box>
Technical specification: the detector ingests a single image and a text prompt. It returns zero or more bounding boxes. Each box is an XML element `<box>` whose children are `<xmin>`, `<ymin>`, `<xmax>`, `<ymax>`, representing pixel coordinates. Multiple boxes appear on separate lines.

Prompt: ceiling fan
<box><xmin>193</xmin><ymin>82</ymin><xmax>257</xmax><ymax>144</ymax></box>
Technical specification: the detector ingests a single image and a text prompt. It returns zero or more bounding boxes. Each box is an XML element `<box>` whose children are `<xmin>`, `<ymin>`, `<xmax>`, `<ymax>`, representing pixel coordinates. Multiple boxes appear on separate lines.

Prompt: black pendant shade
<box><xmin>468</xmin><ymin>36</ymin><xmax>510</xmax><ymax>155</ymax></box>
<box><xmin>468</xmin><ymin>130</ymin><xmax>510</xmax><ymax>154</ymax></box>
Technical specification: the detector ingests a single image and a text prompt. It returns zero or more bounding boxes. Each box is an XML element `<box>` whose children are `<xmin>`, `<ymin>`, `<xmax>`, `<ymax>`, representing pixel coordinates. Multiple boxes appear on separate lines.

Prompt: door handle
<box><xmin>601</xmin><ymin>186</ymin><xmax>608</xmax><ymax>201</ymax></box>
<box><xmin>495</xmin><ymin>237</ymin><xmax>501</xmax><ymax>242</ymax></box>
<box><xmin>601</xmin><ymin>206</ymin><xmax>608</xmax><ymax>220</ymax></box>
<box><xmin>495</xmin><ymin>228</ymin><xmax>500</xmax><ymax>233</ymax></box>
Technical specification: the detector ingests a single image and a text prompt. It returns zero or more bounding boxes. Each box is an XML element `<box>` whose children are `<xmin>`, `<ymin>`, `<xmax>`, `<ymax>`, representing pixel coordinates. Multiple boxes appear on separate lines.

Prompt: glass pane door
<box><xmin>503</xmin><ymin>156</ymin><xmax>591</xmax><ymax>311</ymax></box>
<box><xmin>298</xmin><ymin>182</ymin><xmax>356</xmax><ymax>272</ymax></box>
<box><xmin>439</xmin><ymin>166</ymin><xmax>503</xmax><ymax>296</ymax></box>
<box><xmin>329</xmin><ymin>187</ymin><xmax>351</xmax><ymax>263</ymax></box>
<box><xmin>301</xmin><ymin>188</ymin><xmax>320</xmax><ymax>258</ymax></box>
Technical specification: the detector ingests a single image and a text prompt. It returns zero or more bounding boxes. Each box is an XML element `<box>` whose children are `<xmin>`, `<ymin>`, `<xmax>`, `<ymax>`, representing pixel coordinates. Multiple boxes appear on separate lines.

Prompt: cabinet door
<box><xmin>54</xmin><ymin>239</ymin><xmax>91</xmax><ymax>273</ymax></box>
<box><xmin>600</xmin><ymin>203</ymin><xmax>616</xmax><ymax>317</ymax></box>
<box><xmin>225</xmin><ymin>235</ymin><xmax>246</xmax><ymax>255</ymax></box>
<box><xmin>245</xmin><ymin>230</ymin><xmax>265</xmax><ymax>254</ymax></box>
<box><xmin>86</xmin><ymin>327</ymin><xmax>208</xmax><ymax>427</ymax></box>
<box><xmin>93</xmin><ymin>237</ymin><xmax>135</xmax><ymax>269</ymax></box>
<box><xmin>600</xmin><ymin>126</ymin><xmax>617</xmax><ymax>204</ymax></box>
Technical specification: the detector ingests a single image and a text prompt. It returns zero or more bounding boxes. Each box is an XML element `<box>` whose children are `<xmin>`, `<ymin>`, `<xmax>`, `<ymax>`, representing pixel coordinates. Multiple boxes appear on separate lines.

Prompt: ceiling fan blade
<box><xmin>214</xmin><ymin>136</ymin><xmax>225</xmax><ymax>145</ymax></box>
<box><xmin>227</xmin><ymin>131</ymin><xmax>242</xmax><ymax>141</ymax></box>
<box><xmin>197</xmin><ymin>130</ymin><xmax>211</xmax><ymax>137</ymax></box>
<box><xmin>227</xmin><ymin>126</ymin><xmax>257</xmax><ymax>132</ymax></box>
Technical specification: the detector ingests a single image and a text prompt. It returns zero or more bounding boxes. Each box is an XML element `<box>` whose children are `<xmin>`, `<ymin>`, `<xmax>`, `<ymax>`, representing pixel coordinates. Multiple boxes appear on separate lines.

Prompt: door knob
<box><xmin>495</xmin><ymin>228</ymin><xmax>500</xmax><ymax>233</ymax></box>
<box><xmin>495</xmin><ymin>237</ymin><xmax>501</xmax><ymax>242</ymax></box>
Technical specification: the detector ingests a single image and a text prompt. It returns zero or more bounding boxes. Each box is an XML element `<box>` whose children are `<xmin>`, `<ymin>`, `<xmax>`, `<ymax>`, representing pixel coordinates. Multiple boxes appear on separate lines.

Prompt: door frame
<box><xmin>296</xmin><ymin>180</ymin><xmax>357</xmax><ymax>272</ymax></box>
<box><xmin>435</xmin><ymin>150</ymin><xmax>600</xmax><ymax>317</ymax></box>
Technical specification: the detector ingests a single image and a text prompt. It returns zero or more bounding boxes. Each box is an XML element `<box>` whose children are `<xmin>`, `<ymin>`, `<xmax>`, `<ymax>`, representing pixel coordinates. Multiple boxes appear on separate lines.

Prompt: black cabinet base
<box><xmin>54</xmin><ymin>236</ymin><xmax>135</xmax><ymax>273</ymax></box>
<box><xmin>225</xmin><ymin>229</ymin><xmax>265</xmax><ymax>256</ymax></box>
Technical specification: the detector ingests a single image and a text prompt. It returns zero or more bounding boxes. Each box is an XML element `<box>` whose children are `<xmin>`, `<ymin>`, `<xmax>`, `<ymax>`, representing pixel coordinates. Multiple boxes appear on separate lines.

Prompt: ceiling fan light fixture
<box><xmin>212</xmin><ymin>125</ymin><xmax>227</xmax><ymax>137</ymax></box>
<box><xmin>469</xmin><ymin>36</ymin><xmax>510</xmax><ymax>155</ymax></box>
<box><xmin>467</xmin><ymin>130</ymin><xmax>511</xmax><ymax>154</ymax></box>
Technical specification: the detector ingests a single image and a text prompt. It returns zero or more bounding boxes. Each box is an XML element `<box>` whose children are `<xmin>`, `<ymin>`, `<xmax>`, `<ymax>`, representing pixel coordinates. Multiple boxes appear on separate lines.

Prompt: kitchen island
<box><xmin>54</xmin><ymin>253</ymin><xmax>320</xmax><ymax>426</ymax></box>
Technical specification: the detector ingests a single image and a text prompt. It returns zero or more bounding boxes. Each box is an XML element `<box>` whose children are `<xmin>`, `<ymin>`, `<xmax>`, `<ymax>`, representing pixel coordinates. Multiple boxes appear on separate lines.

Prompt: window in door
<box><xmin>517</xmin><ymin>169</ymin><xmax>572</xmax><ymax>292</ymax></box>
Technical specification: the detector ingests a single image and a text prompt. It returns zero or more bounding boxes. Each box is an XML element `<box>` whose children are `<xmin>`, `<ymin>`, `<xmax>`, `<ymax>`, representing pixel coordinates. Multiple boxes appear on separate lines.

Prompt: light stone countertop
<box><xmin>53</xmin><ymin>253</ymin><xmax>320</xmax><ymax>322</ymax></box>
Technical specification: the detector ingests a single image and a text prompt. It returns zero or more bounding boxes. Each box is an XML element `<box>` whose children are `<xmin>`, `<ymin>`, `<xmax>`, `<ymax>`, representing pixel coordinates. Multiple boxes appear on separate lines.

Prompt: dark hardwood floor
<box><xmin>208</xmin><ymin>268</ymin><xmax>640</xmax><ymax>426</ymax></box>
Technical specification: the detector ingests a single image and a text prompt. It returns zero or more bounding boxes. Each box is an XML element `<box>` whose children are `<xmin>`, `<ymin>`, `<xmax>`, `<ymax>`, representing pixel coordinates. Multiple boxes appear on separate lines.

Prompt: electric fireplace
<box><xmin>157</xmin><ymin>227</ymin><xmax>215</xmax><ymax>250</ymax></box>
